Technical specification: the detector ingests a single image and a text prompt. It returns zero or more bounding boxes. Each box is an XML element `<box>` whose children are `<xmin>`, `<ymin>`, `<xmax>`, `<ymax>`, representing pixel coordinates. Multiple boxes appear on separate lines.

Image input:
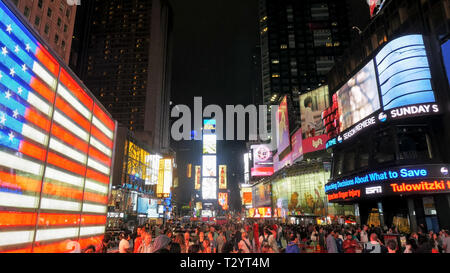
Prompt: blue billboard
<box><xmin>442</xmin><ymin>39</ymin><xmax>450</xmax><ymax>86</ymax></box>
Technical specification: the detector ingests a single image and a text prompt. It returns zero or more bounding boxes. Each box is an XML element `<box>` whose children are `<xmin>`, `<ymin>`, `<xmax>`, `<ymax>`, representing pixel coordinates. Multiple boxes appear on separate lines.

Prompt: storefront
<box><xmin>253</xmin><ymin>160</ymin><xmax>355</xmax><ymax>225</ymax></box>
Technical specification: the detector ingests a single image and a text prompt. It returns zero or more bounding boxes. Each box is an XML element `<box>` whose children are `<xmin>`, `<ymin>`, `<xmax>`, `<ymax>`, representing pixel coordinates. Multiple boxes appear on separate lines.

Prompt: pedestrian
<box><xmin>285</xmin><ymin>233</ymin><xmax>300</xmax><ymax>253</ymax></box>
<box><xmin>443</xmin><ymin>230</ymin><xmax>450</xmax><ymax>253</ymax></box>
<box><xmin>207</xmin><ymin>232</ymin><xmax>217</xmax><ymax>253</ymax></box>
<box><xmin>343</xmin><ymin>233</ymin><xmax>360</xmax><ymax>253</ymax></box>
<box><xmin>360</xmin><ymin>225</ymin><xmax>369</xmax><ymax>244</ymax></box>
<box><xmin>151</xmin><ymin>235</ymin><xmax>171</xmax><ymax>253</ymax></box>
<box><xmin>216</xmin><ymin>230</ymin><xmax>226</xmax><ymax>253</ymax></box>
<box><xmin>96</xmin><ymin>235</ymin><xmax>110</xmax><ymax>253</ymax></box>
<box><xmin>335</xmin><ymin>231</ymin><xmax>343</xmax><ymax>253</ymax></box>
<box><xmin>363</xmin><ymin>233</ymin><xmax>385</xmax><ymax>253</ymax></box>
<box><xmin>137</xmin><ymin>233</ymin><xmax>153</xmax><ymax>253</ymax></box>
<box><xmin>326</xmin><ymin>230</ymin><xmax>338</xmax><ymax>253</ymax></box>
<box><xmin>133</xmin><ymin>226</ymin><xmax>144</xmax><ymax>253</ymax></box>
<box><xmin>173</xmin><ymin>233</ymin><xmax>186</xmax><ymax>253</ymax></box>
<box><xmin>403</xmin><ymin>239</ymin><xmax>415</xmax><ymax>253</ymax></box>
<box><xmin>119</xmin><ymin>232</ymin><xmax>132</xmax><ymax>253</ymax></box>
<box><xmin>238</xmin><ymin>231</ymin><xmax>253</xmax><ymax>253</ymax></box>
<box><xmin>386</xmin><ymin>239</ymin><xmax>398</xmax><ymax>253</ymax></box>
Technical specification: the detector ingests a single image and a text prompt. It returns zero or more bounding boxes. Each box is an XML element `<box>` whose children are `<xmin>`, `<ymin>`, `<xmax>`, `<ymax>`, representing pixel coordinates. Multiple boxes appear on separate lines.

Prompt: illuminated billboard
<box><xmin>202</xmin><ymin>155</ymin><xmax>216</xmax><ymax>177</ymax></box>
<box><xmin>202</xmin><ymin>178</ymin><xmax>217</xmax><ymax>200</ymax></box>
<box><xmin>276</xmin><ymin>96</ymin><xmax>290</xmax><ymax>155</ymax></box>
<box><xmin>376</xmin><ymin>35</ymin><xmax>435</xmax><ymax>110</ymax></box>
<box><xmin>337</xmin><ymin>60</ymin><xmax>380</xmax><ymax>132</ymax></box>
<box><xmin>442</xmin><ymin>40</ymin><xmax>450</xmax><ymax>87</ymax></box>
<box><xmin>194</xmin><ymin>165</ymin><xmax>201</xmax><ymax>190</ymax></box>
<box><xmin>244</xmin><ymin>153</ymin><xmax>250</xmax><ymax>183</ymax></box>
<box><xmin>218</xmin><ymin>192</ymin><xmax>228</xmax><ymax>210</ymax></box>
<box><xmin>291</xmin><ymin>129</ymin><xmax>303</xmax><ymax>162</ymax></box>
<box><xmin>248</xmin><ymin>207</ymin><xmax>272</xmax><ymax>218</ymax></box>
<box><xmin>300</xmin><ymin>86</ymin><xmax>329</xmax><ymax>139</ymax></box>
<box><xmin>251</xmin><ymin>144</ymin><xmax>274</xmax><ymax>177</ymax></box>
<box><xmin>148</xmin><ymin>154</ymin><xmax>162</xmax><ymax>185</ymax></box>
<box><xmin>0</xmin><ymin>1</ymin><xmax>115</xmax><ymax>253</ymax></box>
<box><xmin>157</xmin><ymin>158</ymin><xmax>172</xmax><ymax>198</ymax></box>
<box><xmin>241</xmin><ymin>187</ymin><xmax>253</xmax><ymax>206</ymax></box>
<box><xmin>203</xmin><ymin>134</ymin><xmax>217</xmax><ymax>154</ymax></box>
<box><xmin>252</xmin><ymin>183</ymin><xmax>272</xmax><ymax>208</ymax></box>
<box><xmin>203</xmin><ymin>119</ymin><xmax>216</xmax><ymax>133</ymax></box>
<box><xmin>187</xmin><ymin>163</ymin><xmax>192</xmax><ymax>178</ymax></box>
<box><xmin>324</xmin><ymin>35</ymin><xmax>438</xmax><ymax>149</ymax></box>
<box><xmin>218</xmin><ymin>165</ymin><xmax>227</xmax><ymax>189</ymax></box>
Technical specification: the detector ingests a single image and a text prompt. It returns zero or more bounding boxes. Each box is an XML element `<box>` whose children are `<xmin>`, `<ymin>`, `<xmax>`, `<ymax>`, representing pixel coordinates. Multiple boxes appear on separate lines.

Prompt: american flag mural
<box><xmin>0</xmin><ymin>0</ymin><xmax>116</xmax><ymax>253</ymax></box>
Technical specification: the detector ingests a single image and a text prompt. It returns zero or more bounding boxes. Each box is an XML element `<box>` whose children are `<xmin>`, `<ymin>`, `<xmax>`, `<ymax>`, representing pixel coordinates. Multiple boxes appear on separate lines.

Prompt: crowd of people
<box><xmin>82</xmin><ymin>220</ymin><xmax>450</xmax><ymax>254</ymax></box>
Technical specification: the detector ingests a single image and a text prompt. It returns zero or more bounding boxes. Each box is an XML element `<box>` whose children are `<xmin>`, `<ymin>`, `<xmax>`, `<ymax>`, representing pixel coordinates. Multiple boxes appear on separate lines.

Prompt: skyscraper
<box><xmin>258</xmin><ymin>0</ymin><xmax>368</xmax><ymax>131</ymax></box>
<box><xmin>70</xmin><ymin>0</ymin><xmax>173</xmax><ymax>152</ymax></box>
<box><xmin>8</xmin><ymin>0</ymin><xmax>77</xmax><ymax>64</ymax></box>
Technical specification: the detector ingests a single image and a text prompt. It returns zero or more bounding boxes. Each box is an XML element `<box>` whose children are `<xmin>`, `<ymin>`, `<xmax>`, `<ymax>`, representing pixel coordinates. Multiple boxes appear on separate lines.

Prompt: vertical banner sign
<box><xmin>195</xmin><ymin>165</ymin><xmax>201</xmax><ymax>190</ymax></box>
<box><xmin>157</xmin><ymin>159</ymin><xmax>165</xmax><ymax>197</ymax></box>
<box><xmin>187</xmin><ymin>163</ymin><xmax>192</xmax><ymax>178</ymax></box>
<box><xmin>163</xmin><ymin>158</ymin><xmax>173</xmax><ymax>197</ymax></box>
<box><xmin>218</xmin><ymin>192</ymin><xmax>228</xmax><ymax>210</ymax></box>
<box><xmin>0</xmin><ymin>1</ymin><xmax>116</xmax><ymax>253</ymax></box>
<box><xmin>219</xmin><ymin>165</ymin><xmax>227</xmax><ymax>189</ymax></box>
<box><xmin>277</xmin><ymin>96</ymin><xmax>290</xmax><ymax>156</ymax></box>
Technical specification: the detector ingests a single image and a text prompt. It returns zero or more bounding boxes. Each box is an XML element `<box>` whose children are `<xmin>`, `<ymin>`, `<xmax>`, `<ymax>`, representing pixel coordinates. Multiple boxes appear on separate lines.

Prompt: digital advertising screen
<box><xmin>252</xmin><ymin>183</ymin><xmax>272</xmax><ymax>208</ymax></box>
<box><xmin>442</xmin><ymin>39</ymin><xmax>450</xmax><ymax>87</ymax></box>
<box><xmin>337</xmin><ymin>60</ymin><xmax>380</xmax><ymax>131</ymax></box>
<box><xmin>290</xmin><ymin>129</ymin><xmax>303</xmax><ymax>162</ymax></box>
<box><xmin>137</xmin><ymin>197</ymin><xmax>149</xmax><ymax>215</ymax></box>
<box><xmin>163</xmin><ymin>158</ymin><xmax>173</xmax><ymax>195</ymax></box>
<box><xmin>248</xmin><ymin>207</ymin><xmax>272</xmax><ymax>218</ymax></box>
<box><xmin>203</xmin><ymin>119</ymin><xmax>216</xmax><ymax>133</ymax></box>
<box><xmin>202</xmin><ymin>178</ymin><xmax>217</xmax><ymax>200</ymax></box>
<box><xmin>218</xmin><ymin>165</ymin><xmax>227</xmax><ymax>189</ymax></box>
<box><xmin>244</xmin><ymin>153</ymin><xmax>250</xmax><ymax>183</ymax></box>
<box><xmin>187</xmin><ymin>163</ymin><xmax>192</xmax><ymax>178</ymax></box>
<box><xmin>202</xmin><ymin>155</ymin><xmax>216</xmax><ymax>177</ymax></box>
<box><xmin>241</xmin><ymin>187</ymin><xmax>253</xmax><ymax>206</ymax></box>
<box><xmin>203</xmin><ymin>134</ymin><xmax>217</xmax><ymax>154</ymax></box>
<box><xmin>376</xmin><ymin>35</ymin><xmax>435</xmax><ymax>110</ymax></box>
<box><xmin>0</xmin><ymin>1</ymin><xmax>116</xmax><ymax>253</ymax></box>
<box><xmin>300</xmin><ymin>86</ymin><xmax>329</xmax><ymax>140</ymax></box>
<box><xmin>147</xmin><ymin>199</ymin><xmax>159</xmax><ymax>218</ymax></box>
<box><xmin>218</xmin><ymin>192</ymin><xmax>228</xmax><ymax>210</ymax></box>
<box><xmin>195</xmin><ymin>165</ymin><xmax>201</xmax><ymax>190</ymax></box>
<box><xmin>251</xmin><ymin>144</ymin><xmax>274</xmax><ymax>177</ymax></box>
<box><xmin>276</xmin><ymin>96</ymin><xmax>290</xmax><ymax>155</ymax></box>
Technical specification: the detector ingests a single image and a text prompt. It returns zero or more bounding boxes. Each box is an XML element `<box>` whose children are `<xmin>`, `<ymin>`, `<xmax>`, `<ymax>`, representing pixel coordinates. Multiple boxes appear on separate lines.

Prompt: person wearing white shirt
<box><xmin>119</xmin><ymin>232</ymin><xmax>131</xmax><ymax>253</ymax></box>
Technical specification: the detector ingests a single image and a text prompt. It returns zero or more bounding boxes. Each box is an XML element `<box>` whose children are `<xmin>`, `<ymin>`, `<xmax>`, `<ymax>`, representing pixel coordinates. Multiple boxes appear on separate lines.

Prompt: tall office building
<box><xmin>70</xmin><ymin>0</ymin><xmax>173</xmax><ymax>152</ymax></box>
<box><xmin>9</xmin><ymin>0</ymin><xmax>77</xmax><ymax>64</ymax></box>
<box><xmin>258</xmin><ymin>0</ymin><xmax>368</xmax><ymax>131</ymax></box>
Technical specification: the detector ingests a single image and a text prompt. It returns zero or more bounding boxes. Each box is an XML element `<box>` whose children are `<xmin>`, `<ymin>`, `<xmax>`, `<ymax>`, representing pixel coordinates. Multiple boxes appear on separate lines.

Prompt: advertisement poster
<box><xmin>203</xmin><ymin>134</ymin><xmax>217</xmax><ymax>154</ymax></box>
<box><xmin>251</xmin><ymin>144</ymin><xmax>274</xmax><ymax>177</ymax></box>
<box><xmin>273</xmin><ymin>151</ymin><xmax>293</xmax><ymax>173</ymax></box>
<box><xmin>219</xmin><ymin>165</ymin><xmax>227</xmax><ymax>189</ymax></box>
<box><xmin>202</xmin><ymin>178</ymin><xmax>217</xmax><ymax>200</ymax></box>
<box><xmin>276</xmin><ymin>96</ymin><xmax>290</xmax><ymax>155</ymax></box>
<box><xmin>218</xmin><ymin>192</ymin><xmax>228</xmax><ymax>210</ymax></box>
<box><xmin>202</xmin><ymin>155</ymin><xmax>216</xmax><ymax>177</ymax></box>
<box><xmin>253</xmin><ymin>183</ymin><xmax>272</xmax><ymax>208</ymax></box>
<box><xmin>300</xmin><ymin>85</ymin><xmax>329</xmax><ymax>140</ymax></box>
<box><xmin>163</xmin><ymin>158</ymin><xmax>173</xmax><ymax>195</ymax></box>
<box><xmin>337</xmin><ymin>60</ymin><xmax>380</xmax><ymax>131</ymax></box>
<box><xmin>242</xmin><ymin>190</ymin><xmax>252</xmax><ymax>206</ymax></box>
<box><xmin>291</xmin><ymin>129</ymin><xmax>303</xmax><ymax>162</ymax></box>
<box><xmin>187</xmin><ymin>163</ymin><xmax>192</xmax><ymax>178</ymax></box>
<box><xmin>194</xmin><ymin>165</ymin><xmax>201</xmax><ymax>190</ymax></box>
<box><xmin>248</xmin><ymin>207</ymin><xmax>272</xmax><ymax>218</ymax></box>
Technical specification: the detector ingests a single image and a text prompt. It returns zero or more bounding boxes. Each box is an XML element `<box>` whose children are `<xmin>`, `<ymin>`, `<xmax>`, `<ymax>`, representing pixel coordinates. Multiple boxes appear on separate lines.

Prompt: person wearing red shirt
<box><xmin>343</xmin><ymin>233</ymin><xmax>360</xmax><ymax>253</ymax></box>
<box><xmin>133</xmin><ymin>226</ymin><xmax>144</xmax><ymax>253</ymax></box>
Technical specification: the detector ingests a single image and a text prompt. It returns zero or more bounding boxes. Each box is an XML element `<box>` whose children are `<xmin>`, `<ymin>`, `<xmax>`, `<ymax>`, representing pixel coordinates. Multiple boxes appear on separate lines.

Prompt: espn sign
<box><xmin>365</xmin><ymin>186</ymin><xmax>382</xmax><ymax>195</ymax></box>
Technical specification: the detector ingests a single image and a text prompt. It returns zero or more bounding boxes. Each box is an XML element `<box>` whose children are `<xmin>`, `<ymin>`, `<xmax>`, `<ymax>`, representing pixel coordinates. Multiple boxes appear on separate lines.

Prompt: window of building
<box><xmin>373</xmin><ymin>129</ymin><xmax>396</xmax><ymax>164</ymax></box>
<box><xmin>12</xmin><ymin>0</ymin><xmax>18</xmax><ymax>6</ymax></box>
<box><xmin>54</xmin><ymin>34</ymin><xmax>59</xmax><ymax>44</ymax></box>
<box><xmin>38</xmin><ymin>0</ymin><xmax>43</xmax><ymax>9</ymax></box>
<box><xmin>66</xmin><ymin>8</ymin><xmax>71</xmax><ymax>18</ymax></box>
<box><xmin>396</xmin><ymin>126</ymin><xmax>433</xmax><ymax>161</ymax></box>
<box><xmin>64</xmin><ymin>24</ymin><xmax>68</xmax><ymax>32</ymax></box>
<box><xmin>47</xmin><ymin>8</ymin><xmax>52</xmax><ymax>18</ymax></box>
<box><xmin>280</xmin><ymin>44</ymin><xmax>288</xmax><ymax>49</ymax></box>
<box><xmin>34</xmin><ymin>16</ymin><xmax>40</xmax><ymax>26</ymax></box>
<box><xmin>24</xmin><ymin>6</ymin><xmax>30</xmax><ymax>18</ymax></box>
<box><xmin>57</xmin><ymin>18</ymin><xmax>62</xmax><ymax>27</ymax></box>
<box><xmin>44</xmin><ymin>24</ymin><xmax>50</xmax><ymax>35</ymax></box>
<box><xmin>60</xmin><ymin>2</ymin><xmax>65</xmax><ymax>13</ymax></box>
<box><xmin>61</xmin><ymin>40</ymin><xmax>66</xmax><ymax>50</ymax></box>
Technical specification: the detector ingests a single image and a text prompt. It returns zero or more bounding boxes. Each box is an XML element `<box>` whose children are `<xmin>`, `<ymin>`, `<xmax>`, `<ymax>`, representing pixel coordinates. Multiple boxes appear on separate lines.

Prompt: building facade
<box><xmin>70</xmin><ymin>0</ymin><xmax>173</xmax><ymax>152</ymax></box>
<box><xmin>323</xmin><ymin>0</ymin><xmax>450</xmax><ymax>233</ymax></box>
<box><xmin>9</xmin><ymin>0</ymin><xmax>77</xmax><ymax>64</ymax></box>
<box><xmin>258</xmin><ymin>0</ymin><xmax>365</xmax><ymax>131</ymax></box>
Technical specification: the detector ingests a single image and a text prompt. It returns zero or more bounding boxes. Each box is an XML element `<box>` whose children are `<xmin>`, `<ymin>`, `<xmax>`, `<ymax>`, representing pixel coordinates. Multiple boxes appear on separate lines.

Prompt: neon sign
<box><xmin>390</xmin><ymin>181</ymin><xmax>450</xmax><ymax>193</ymax></box>
<box><xmin>327</xmin><ymin>189</ymin><xmax>361</xmax><ymax>201</ymax></box>
<box><xmin>325</xmin><ymin>165</ymin><xmax>443</xmax><ymax>193</ymax></box>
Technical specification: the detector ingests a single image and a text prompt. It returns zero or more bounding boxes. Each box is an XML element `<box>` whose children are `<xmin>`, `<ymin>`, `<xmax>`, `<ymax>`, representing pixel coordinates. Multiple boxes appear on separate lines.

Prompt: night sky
<box><xmin>169</xmin><ymin>0</ymin><xmax>259</xmax><ymax>211</ymax></box>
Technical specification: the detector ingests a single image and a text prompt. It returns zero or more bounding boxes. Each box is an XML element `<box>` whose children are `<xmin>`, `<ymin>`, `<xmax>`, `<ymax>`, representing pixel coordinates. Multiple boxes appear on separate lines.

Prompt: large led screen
<box><xmin>194</xmin><ymin>165</ymin><xmax>201</xmax><ymax>190</ymax></box>
<box><xmin>218</xmin><ymin>165</ymin><xmax>227</xmax><ymax>189</ymax></box>
<box><xmin>442</xmin><ymin>40</ymin><xmax>450</xmax><ymax>87</ymax></box>
<box><xmin>203</xmin><ymin>134</ymin><xmax>216</xmax><ymax>154</ymax></box>
<box><xmin>202</xmin><ymin>178</ymin><xmax>217</xmax><ymax>200</ymax></box>
<box><xmin>147</xmin><ymin>199</ymin><xmax>159</xmax><ymax>218</ymax></box>
<box><xmin>202</xmin><ymin>155</ymin><xmax>216</xmax><ymax>177</ymax></box>
<box><xmin>376</xmin><ymin>35</ymin><xmax>435</xmax><ymax>110</ymax></box>
<box><xmin>337</xmin><ymin>60</ymin><xmax>379</xmax><ymax>131</ymax></box>
<box><xmin>276</xmin><ymin>96</ymin><xmax>290</xmax><ymax>154</ymax></box>
<box><xmin>251</xmin><ymin>144</ymin><xmax>274</xmax><ymax>177</ymax></box>
<box><xmin>137</xmin><ymin>197</ymin><xmax>149</xmax><ymax>215</ymax></box>
<box><xmin>0</xmin><ymin>0</ymin><xmax>116</xmax><ymax>253</ymax></box>
<box><xmin>299</xmin><ymin>86</ymin><xmax>329</xmax><ymax>139</ymax></box>
<box><xmin>252</xmin><ymin>183</ymin><xmax>272</xmax><ymax>208</ymax></box>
